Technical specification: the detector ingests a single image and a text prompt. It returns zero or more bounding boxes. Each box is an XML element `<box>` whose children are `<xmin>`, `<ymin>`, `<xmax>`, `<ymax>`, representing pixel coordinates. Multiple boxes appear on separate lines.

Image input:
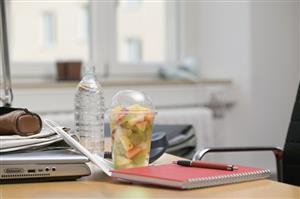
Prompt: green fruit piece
<box><xmin>137</xmin><ymin>127</ymin><xmax>149</xmax><ymax>142</ymax></box>
<box><xmin>125</xmin><ymin>128</ymin><xmax>133</xmax><ymax>136</ymax></box>
<box><xmin>113</xmin><ymin>139</ymin><xmax>126</xmax><ymax>157</ymax></box>
<box><xmin>128</xmin><ymin>132</ymin><xmax>143</xmax><ymax>146</ymax></box>
<box><xmin>119</xmin><ymin>133</ymin><xmax>133</xmax><ymax>151</ymax></box>
<box><xmin>128</xmin><ymin>114</ymin><xmax>145</xmax><ymax>126</ymax></box>
<box><xmin>136</xmin><ymin>121</ymin><xmax>147</xmax><ymax>132</ymax></box>
<box><xmin>122</xmin><ymin>114</ymin><xmax>135</xmax><ymax>123</ymax></box>
<box><xmin>132</xmin><ymin>149</ymin><xmax>148</xmax><ymax>166</ymax></box>
<box><xmin>114</xmin><ymin>127</ymin><xmax>133</xmax><ymax>151</ymax></box>
<box><xmin>114</xmin><ymin>155</ymin><xmax>132</xmax><ymax>169</ymax></box>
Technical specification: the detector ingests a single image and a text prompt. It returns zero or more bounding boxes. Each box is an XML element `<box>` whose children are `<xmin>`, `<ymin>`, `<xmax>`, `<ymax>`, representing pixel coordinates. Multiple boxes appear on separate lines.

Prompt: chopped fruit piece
<box><xmin>132</xmin><ymin>149</ymin><xmax>148</xmax><ymax>165</ymax></box>
<box><xmin>124</xmin><ymin>128</ymin><xmax>133</xmax><ymax>136</ymax></box>
<box><xmin>128</xmin><ymin>115</ymin><xmax>145</xmax><ymax>126</ymax></box>
<box><xmin>115</xmin><ymin>156</ymin><xmax>132</xmax><ymax>169</ymax></box>
<box><xmin>122</xmin><ymin>114</ymin><xmax>135</xmax><ymax>123</ymax></box>
<box><xmin>111</xmin><ymin>129</ymin><xmax>116</xmax><ymax>140</ymax></box>
<box><xmin>126</xmin><ymin>146</ymin><xmax>143</xmax><ymax>159</ymax></box>
<box><xmin>128</xmin><ymin>132</ymin><xmax>143</xmax><ymax>145</ymax></box>
<box><xmin>144</xmin><ymin>113</ymin><xmax>154</xmax><ymax>122</ymax></box>
<box><xmin>138</xmin><ymin>142</ymin><xmax>147</xmax><ymax>150</ymax></box>
<box><xmin>116</xmin><ymin>113</ymin><xmax>126</xmax><ymax>123</ymax></box>
<box><xmin>136</xmin><ymin>121</ymin><xmax>147</xmax><ymax>132</ymax></box>
<box><xmin>119</xmin><ymin>133</ymin><xmax>133</xmax><ymax>151</ymax></box>
<box><xmin>114</xmin><ymin>128</ymin><xmax>133</xmax><ymax>150</ymax></box>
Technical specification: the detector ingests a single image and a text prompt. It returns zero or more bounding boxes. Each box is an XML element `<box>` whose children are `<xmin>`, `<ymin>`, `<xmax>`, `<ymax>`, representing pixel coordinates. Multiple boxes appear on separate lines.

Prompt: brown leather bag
<box><xmin>0</xmin><ymin>107</ymin><xmax>42</xmax><ymax>136</ymax></box>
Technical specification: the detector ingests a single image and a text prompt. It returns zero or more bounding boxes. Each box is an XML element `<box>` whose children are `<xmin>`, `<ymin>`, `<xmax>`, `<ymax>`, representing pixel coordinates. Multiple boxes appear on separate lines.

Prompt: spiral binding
<box><xmin>184</xmin><ymin>169</ymin><xmax>271</xmax><ymax>189</ymax></box>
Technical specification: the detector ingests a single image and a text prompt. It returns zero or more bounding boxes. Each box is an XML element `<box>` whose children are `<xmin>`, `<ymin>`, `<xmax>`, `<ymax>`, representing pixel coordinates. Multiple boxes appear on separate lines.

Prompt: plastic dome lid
<box><xmin>110</xmin><ymin>90</ymin><xmax>155</xmax><ymax>112</ymax></box>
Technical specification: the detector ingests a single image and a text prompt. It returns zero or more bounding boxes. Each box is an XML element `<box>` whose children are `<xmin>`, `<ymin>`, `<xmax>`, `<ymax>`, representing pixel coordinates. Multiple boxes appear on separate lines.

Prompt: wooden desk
<box><xmin>0</xmin><ymin>154</ymin><xmax>299</xmax><ymax>199</ymax></box>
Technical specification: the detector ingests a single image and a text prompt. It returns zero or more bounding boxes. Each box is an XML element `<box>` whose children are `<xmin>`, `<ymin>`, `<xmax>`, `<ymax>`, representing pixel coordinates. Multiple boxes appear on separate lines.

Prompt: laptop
<box><xmin>0</xmin><ymin>149</ymin><xmax>91</xmax><ymax>183</ymax></box>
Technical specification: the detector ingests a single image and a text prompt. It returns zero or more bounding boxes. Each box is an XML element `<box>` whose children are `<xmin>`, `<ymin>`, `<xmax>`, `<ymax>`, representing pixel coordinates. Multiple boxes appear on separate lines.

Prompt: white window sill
<box><xmin>12</xmin><ymin>76</ymin><xmax>232</xmax><ymax>89</ymax></box>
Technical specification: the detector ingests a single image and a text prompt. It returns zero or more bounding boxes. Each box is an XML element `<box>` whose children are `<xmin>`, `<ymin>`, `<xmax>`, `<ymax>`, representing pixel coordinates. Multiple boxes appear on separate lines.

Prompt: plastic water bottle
<box><xmin>74</xmin><ymin>66</ymin><xmax>105</xmax><ymax>155</ymax></box>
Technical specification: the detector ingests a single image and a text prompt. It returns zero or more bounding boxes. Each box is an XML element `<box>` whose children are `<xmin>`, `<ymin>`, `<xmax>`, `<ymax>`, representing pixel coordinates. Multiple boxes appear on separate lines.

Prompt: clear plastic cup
<box><xmin>108</xmin><ymin>90</ymin><xmax>156</xmax><ymax>169</ymax></box>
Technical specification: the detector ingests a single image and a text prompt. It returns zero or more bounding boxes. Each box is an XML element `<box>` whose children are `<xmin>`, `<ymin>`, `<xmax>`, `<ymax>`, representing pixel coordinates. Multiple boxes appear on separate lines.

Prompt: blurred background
<box><xmin>0</xmin><ymin>0</ymin><xmax>299</xmax><ymax>174</ymax></box>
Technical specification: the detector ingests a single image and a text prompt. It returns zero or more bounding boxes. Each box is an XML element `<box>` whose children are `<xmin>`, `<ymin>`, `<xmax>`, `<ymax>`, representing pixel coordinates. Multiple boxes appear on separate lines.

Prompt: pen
<box><xmin>173</xmin><ymin>160</ymin><xmax>239</xmax><ymax>171</ymax></box>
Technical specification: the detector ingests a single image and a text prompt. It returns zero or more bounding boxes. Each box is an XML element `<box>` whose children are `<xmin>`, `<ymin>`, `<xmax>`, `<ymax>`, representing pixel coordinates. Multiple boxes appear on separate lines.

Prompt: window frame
<box><xmin>90</xmin><ymin>0</ymin><xmax>183</xmax><ymax>76</ymax></box>
<box><xmin>8</xmin><ymin>0</ymin><xmax>185</xmax><ymax>79</ymax></box>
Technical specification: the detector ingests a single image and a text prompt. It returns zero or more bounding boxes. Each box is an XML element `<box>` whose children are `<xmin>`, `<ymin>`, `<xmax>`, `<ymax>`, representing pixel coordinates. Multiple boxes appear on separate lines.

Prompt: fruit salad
<box><xmin>110</xmin><ymin>104</ymin><xmax>155</xmax><ymax>169</ymax></box>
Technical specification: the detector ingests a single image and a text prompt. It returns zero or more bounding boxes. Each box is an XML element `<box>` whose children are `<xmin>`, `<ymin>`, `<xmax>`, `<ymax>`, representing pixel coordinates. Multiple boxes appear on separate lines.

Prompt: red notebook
<box><xmin>111</xmin><ymin>163</ymin><xmax>271</xmax><ymax>189</ymax></box>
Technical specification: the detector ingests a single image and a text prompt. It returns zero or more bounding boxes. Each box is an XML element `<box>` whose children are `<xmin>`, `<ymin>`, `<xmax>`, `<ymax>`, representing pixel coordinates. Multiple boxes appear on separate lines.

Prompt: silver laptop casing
<box><xmin>0</xmin><ymin>149</ymin><xmax>91</xmax><ymax>183</ymax></box>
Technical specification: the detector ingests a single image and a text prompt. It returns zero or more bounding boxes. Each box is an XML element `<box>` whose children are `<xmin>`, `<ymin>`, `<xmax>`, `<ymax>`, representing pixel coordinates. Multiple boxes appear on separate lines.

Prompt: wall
<box><xmin>185</xmin><ymin>1</ymin><xmax>252</xmax><ymax>147</ymax></box>
<box><xmin>248</xmin><ymin>1</ymin><xmax>299</xmax><ymax>168</ymax></box>
<box><xmin>187</xmin><ymin>1</ymin><xmax>299</xmax><ymax>169</ymax></box>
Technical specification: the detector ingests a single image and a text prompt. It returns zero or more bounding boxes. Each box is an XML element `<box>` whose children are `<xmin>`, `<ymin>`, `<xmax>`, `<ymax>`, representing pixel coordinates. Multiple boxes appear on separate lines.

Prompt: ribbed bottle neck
<box><xmin>83</xmin><ymin>66</ymin><xmax>96</xmax><ymax>76</ymax></box>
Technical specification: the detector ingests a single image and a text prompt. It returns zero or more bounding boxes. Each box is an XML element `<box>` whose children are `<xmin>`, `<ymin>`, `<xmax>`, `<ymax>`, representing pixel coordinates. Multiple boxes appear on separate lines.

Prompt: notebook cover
<box><xmin>111</xmin><ymin>163</ymin><xmax>271</xmax><ymax>189</ymax></box>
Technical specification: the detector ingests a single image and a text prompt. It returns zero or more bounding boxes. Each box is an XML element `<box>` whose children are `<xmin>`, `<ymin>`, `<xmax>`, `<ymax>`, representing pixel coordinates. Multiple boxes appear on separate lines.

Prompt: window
<box><xmin>8</xmin><ymin>0</ymin><xmax>181</xmax><ymax>80</ymax></box>
<box><xmin>78</xmin><ymin>5</ymin><xmax>89</xmax><ymax>41</ymax></box>
<box><xmin>42</xmin><ymin>12</ymin><xmax>56</xmax><ymax>48</ymax></box>
<box><xmin>9</xmin><ymin>0</ymin><xmax>90</xmax><ymax>79</ymax></box>
<box><xmin>91</xmin><ymin>0</ymin><xmax>180</xmax><ymax>75</ymax></box>
<box><xmin>125</xmin><ymin>38</ymin><xmax>142</xmax><ymax>63</ymax></box>
<box><xmin>116</xmin><ymin>1</ymin><xmax>166</xmax><ymax>64</ymax></box>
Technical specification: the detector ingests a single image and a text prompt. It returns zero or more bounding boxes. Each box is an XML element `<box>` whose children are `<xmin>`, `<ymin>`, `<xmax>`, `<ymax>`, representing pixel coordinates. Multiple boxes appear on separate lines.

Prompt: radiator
<box><xmin>42</xmin><ymin>107</ymin><xmax>214</xmax><ymax>151</ymax></box>
<box><xmin>154</xmin><ymin>107</ymin><xmax>213</xmax><ymax>150</ymax></box>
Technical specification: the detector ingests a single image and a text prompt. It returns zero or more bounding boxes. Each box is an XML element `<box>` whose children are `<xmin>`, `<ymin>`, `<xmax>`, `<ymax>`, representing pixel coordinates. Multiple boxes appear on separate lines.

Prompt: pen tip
<box><xmin>233</xmin><ymin>166</ymin><xmax>239</xmax><ymax>170</ymax></box>
<box><xmin>172</xmin><ymin>161</ymin><xmax>177</xmax><ymax>164</ymax></box>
